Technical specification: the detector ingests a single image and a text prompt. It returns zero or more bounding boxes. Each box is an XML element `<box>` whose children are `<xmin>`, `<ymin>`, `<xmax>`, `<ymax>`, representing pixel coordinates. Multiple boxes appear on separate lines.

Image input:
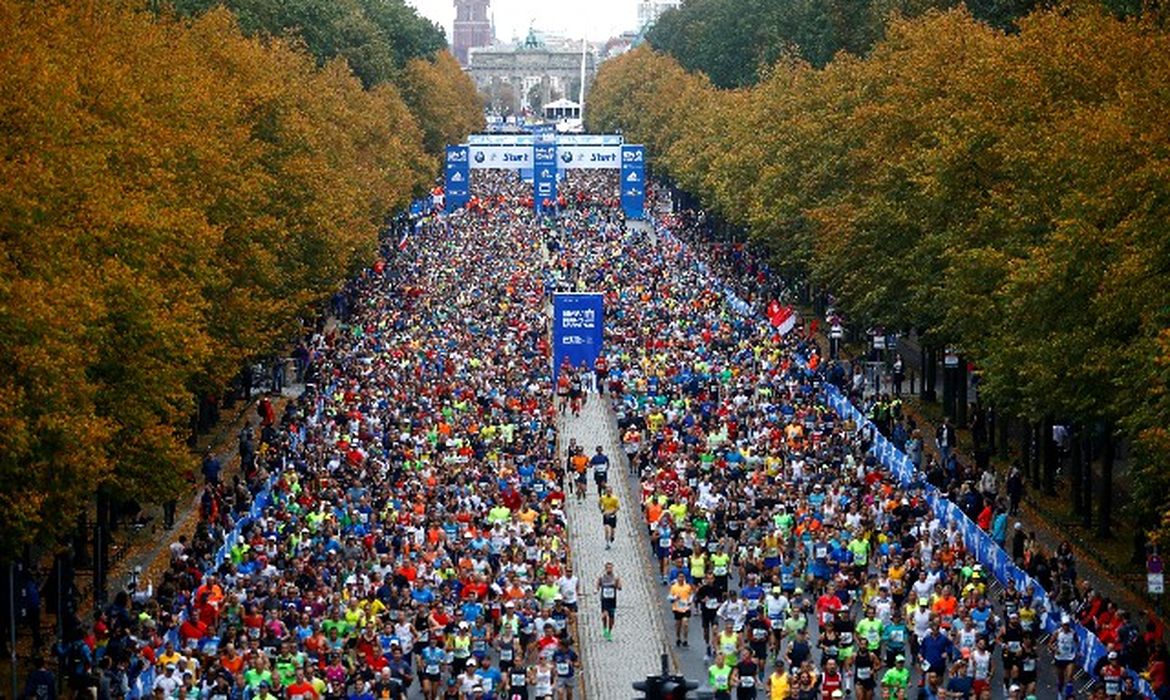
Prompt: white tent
<box><xmin>542</xmin><ymin>98</ymin><xmax>581</xmax><ymax>121</ymax></box>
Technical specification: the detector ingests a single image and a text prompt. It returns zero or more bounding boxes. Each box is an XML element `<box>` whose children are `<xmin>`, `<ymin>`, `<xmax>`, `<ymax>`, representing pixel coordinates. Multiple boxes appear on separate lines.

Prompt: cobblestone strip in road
<box><xmin>560</xmin><ymin>394</ymin><xmax>674</xmax><ymax>699</ymax></box>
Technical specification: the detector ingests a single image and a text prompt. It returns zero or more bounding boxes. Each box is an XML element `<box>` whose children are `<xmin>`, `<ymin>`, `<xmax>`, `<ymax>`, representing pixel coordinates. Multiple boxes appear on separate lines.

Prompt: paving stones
<box><xmin>560</xmin><ymin>394</ymin><xmax>674</xmax><ymax>699</ymax></box>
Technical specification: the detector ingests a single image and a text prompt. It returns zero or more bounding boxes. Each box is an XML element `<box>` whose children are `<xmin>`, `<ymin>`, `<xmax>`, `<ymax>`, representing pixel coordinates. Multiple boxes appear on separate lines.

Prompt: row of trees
<box><xmin>589</xmin><ymin>6</ymin><xmax>1170</xmax><ymax>537</ymax></box>
<box><xmin>647</xmin><ymin>0</ymin><xmax>1146</xmax><ymax>88</ymax></box>
<box><xmin>0</xmin><ymin>0</ymin><xmax>483</xmax><ymax>557</ymax></box>
<box><xmin>170</xmin><ymin>0</ymin><xmax>484</xmax><ymax>161</ymax></box>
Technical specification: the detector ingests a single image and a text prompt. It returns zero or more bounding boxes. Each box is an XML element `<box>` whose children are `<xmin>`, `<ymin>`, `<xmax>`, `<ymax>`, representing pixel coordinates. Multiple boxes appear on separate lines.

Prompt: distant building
<box><xmin>600</xmin><ymin>32</ymin><xmax>640</xmax><ymax>61</ymax></box>
<box><xmin>636</xmin><ymin>0</ymin><xmax>681</xmax><ymax>30</ymax></box>
<box><xmin>468</xmin><ymin>29</ymin><xmax>597</xmax><ymax>116</ymax></box>
<box><xmin>452</xmin><ymin>0</ymin><xmax>493</xmax><ymax>66</ymax></box>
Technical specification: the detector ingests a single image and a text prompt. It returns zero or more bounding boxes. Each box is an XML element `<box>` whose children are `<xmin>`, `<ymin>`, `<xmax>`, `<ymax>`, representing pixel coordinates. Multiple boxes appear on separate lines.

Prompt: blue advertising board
<box><xmin>552</xmin><ymin>293</ymin><xmax>603</xmax><ymax>383</ymax></box>
<box><xmin>533</xmin><ymin>144</ymin><xmax>558</xmax><ymax>213</ymax></box>
<box><xmin>444</xmin><ymin>145</ymin><xmax>470</xmax><ymax>212</ymax></box>
<box><xmin>620</xmin><ymin>144</ymin><xmax>645</xmax><ymax>219</ymax></box>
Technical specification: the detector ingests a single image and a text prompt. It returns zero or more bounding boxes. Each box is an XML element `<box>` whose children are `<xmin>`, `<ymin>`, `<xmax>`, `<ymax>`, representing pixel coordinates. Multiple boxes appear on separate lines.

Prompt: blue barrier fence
<box><xmin>824</xmin><ymin>384</ymin><xmax>1152</xmax><ymax>696</ymax></box>
<box><xmin>650</xmin><ymin>212</ymin><xmax>1151</xmax><ymax>696</ymax></box>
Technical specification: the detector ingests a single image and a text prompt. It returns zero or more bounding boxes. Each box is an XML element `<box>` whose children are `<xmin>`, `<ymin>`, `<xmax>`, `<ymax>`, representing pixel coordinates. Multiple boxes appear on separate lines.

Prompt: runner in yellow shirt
<box><xmin>598</xmin><ymin>486</ymin><xmax>620</xmax><ymax>550</ymax></box>
<box><xmin>768</xmin><ymin>662</ymin><xmax>790</xmax><ymax>700</ymax></box>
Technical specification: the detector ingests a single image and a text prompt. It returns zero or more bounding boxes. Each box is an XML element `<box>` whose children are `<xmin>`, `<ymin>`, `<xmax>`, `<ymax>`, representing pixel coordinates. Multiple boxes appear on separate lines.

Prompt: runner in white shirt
<box><xmin>911</xmin><ymin>601</ymin><xmax>933</xmax><ymax>642</ymax></box>
<box><xmin>557</xmin><ymin>568</ymin><xmax>581</xmax><ymax>615</ymax></box>
<box><xmin>1051</xmin><ymin>615</ymin><xmax>1078</xmax><ymax>689</ymax></box>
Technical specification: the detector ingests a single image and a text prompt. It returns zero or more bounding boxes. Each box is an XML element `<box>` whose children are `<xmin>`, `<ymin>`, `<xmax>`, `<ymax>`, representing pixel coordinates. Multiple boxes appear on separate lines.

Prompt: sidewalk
<box><xmin>559</xmin><ymin>394</ymin><xmax>673</xmax><ymax>698</ymax></box>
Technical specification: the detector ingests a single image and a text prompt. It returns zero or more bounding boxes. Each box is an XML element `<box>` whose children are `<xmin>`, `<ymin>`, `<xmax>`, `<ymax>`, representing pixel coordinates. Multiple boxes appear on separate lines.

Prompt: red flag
<box><xmin>768</xmin><ymin>302</ymin><xmax>796</xmax><ymax>335</ymax></box>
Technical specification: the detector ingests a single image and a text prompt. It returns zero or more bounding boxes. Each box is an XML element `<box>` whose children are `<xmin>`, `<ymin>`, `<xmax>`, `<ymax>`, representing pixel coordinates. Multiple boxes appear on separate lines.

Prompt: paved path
<box><xmin>560</xmin><ymin>393</ymin><xmax>674</xmax><ymax>698</ymax></box>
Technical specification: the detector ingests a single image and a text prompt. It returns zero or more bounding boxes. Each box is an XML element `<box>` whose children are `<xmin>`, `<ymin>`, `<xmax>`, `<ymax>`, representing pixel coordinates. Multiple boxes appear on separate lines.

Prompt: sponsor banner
<box><xmin>559</xmin><ymin>134</ymin><xmax>623</xmax><ymax>146</ymax></box>
<box><xmin>444</xmin><ymin>145</ymin><xmax>470</xmax><ymax>212</ymax></box>
<box><xmin>467</xmin><ymin>133</ymin><xmax>624</xmax><ymax>146</ymax></box>
<box><xmin>552</xmin><ymin>293</ymin><xmax>604</xmax><ymax>384</ymax></box>
<box><xmin>533</xmin><ymin>144</ymin><xmax>558</xmax><ymax>212</ymax></box>
<box><xmin>469</xmin><ymin>144</ymin><xmax>532</xmax><ymax>169</ymax></box>
<box><xmin>556</xmin><ymin>145</ymin><xmax>621</xmax><ymax>169</ymax></box>
<box><xmin>620</xmin><ymin>144</ymin><xmax>645</xmax><ymax>219</ymax></box>
<box><xmin>469</xmin><ymin>134</ymin><xmax>535</xmax><ymax>145</ymax></box>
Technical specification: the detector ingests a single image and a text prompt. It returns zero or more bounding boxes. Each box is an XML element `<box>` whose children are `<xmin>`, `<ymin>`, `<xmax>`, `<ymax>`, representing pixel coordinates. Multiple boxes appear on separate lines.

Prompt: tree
<box><xmin>590</xmin><ymin>4</ymin><xmax>1170</xmax><ymax>540</ymax></box>
<box><xmin>0</xmin><ymin>0</ymin><xmax>441</xmax><ymax>555</ymax></box>
<box><xmin>169</xmin><ymin>0</ymin><xmax>446</xmax><ymax>89</ymax></box>
<box><xmin>398</xmin><ymin>51</ymin><xmax>486</xmax><ymax>161</ymax></box>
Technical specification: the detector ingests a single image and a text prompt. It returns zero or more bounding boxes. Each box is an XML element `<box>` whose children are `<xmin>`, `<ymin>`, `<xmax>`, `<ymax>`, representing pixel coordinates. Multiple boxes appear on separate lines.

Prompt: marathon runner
<box><xmin>596</xmin><ymin>562</ymin><xmax>623</xmax><ymax>641</ymax></box>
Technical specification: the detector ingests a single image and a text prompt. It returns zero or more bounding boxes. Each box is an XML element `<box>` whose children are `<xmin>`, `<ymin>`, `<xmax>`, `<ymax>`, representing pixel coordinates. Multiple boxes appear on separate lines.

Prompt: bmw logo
<box><xmin>560</xmin><ymin>151</ymin><xmax>573</xmax><ymax>163</ymax></box>
<box><xmin>474</xmin><ymin>151</ymin><xmax>485</xmax><ymax>163</ymax></box>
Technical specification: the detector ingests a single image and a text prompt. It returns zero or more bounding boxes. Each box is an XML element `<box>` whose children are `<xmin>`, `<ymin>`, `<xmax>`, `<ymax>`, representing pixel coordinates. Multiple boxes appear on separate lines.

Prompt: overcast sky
<box><xmin>406</xmin><ymin>0</ymin><xmax>637</xmax><ymax>43</ymax></box>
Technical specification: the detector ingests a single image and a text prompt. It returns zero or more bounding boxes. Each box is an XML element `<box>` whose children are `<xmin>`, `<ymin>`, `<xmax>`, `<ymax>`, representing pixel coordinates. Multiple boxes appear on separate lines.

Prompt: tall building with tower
<box><xmin>636</xmin><ymin>0</ymin><xmax>681</xmax><ymax>30</ymax></box>
<box><xmin>452</xmin><ymin>0</ymin><xmax>493</xmax><ymax>66</ymax></box>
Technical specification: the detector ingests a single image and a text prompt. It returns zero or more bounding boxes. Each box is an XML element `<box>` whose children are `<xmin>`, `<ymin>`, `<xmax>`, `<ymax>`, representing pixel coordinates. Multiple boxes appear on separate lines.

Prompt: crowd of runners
<box><xmin>43</xmin><ymin>171</ymin><xmax>1167</xmax><ymax>700</ymax></box>
<box><xmin>547</xmin><ymin>204</ymin><xmax>1167</xmax><ymax>698</ymax></box>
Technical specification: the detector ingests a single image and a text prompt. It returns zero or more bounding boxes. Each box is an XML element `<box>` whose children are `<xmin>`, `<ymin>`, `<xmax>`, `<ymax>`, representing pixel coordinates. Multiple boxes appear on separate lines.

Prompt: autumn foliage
<box><xmin>588</xmin><ymin>7</ymin><xmax>1170</xmax><ymax>529</ymax></box>
<box><xmin>0</xmin><ymin>0</ymin><xmax>481</xmax><ymax>556</ymax></box>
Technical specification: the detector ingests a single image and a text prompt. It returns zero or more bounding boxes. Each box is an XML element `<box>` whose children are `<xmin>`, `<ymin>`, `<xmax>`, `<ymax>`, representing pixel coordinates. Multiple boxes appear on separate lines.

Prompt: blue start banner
<box><xmin>533</xmin><ymin>144</ymin><xmax>558</xmax><ymax>212</ymax></box>
<box><xmin>444</xmin><ymin>145</ymin><xmax>470</xmax><ymax>212</ymax></box>
<box><xmin>552</xmin><ymin>293</ymin><xmax>603</xmax><ymax>383</ymax></box>
<box><xmin>621</xmin><ymin>144</ymin><xmax>646</xmax><ymax>219</ymax></box>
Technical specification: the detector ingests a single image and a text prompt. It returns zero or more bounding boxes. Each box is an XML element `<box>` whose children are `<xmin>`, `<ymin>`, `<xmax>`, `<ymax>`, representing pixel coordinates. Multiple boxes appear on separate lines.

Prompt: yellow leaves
<box><xmin>590</xmin><ymin>2</ymin><xmax>1170</xmax><ymax>428</ymax></box>
<box><xmin>0</xmin><ymin>0</ymin><xmax>456</xmax><ymax>555</ymax></box>
<box><xmin>400</xmin><ymin>51</ymin><xmax>485</xmax><ymax>162</ymax></box>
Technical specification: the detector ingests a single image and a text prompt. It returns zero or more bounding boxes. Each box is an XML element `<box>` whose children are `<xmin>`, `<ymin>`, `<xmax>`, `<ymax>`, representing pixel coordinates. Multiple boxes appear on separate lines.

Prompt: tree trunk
<box><xmin>920</xmin><ymin>344</ymin><xmax>930</xmax><ymax>401</ymax></box>
<box><xmin>1069</xmin><ymin>425</ymin><xmax>1082</xmax><ymax>521</ymax></box>
<box><xmin>1097</xmin><ymin>425</ymin><xmax>1114</xmax><ymax>539</ymax></box>
<box><xmin>1042</xmin><ymin>415</ymin><xmax>1056</xmax><ymax>496</ymax></box>
<box><xmin>956</xmin><ymin>358</ymin><xmax>969</xmax><ymax>427</ymax></box>
<box><xmin>94</xmin><ymin>489</ymin><xmax>110</xmax><ymax>608</ymax></box>
<box><xmin>988</xmin><ymin>405</ymin><xmax>996</xmax><ymax>453</ymax></box>
<box><xmin>997</xmin><ymin>407</ymin><xmax>1010</xmax><ymax>459</ymax></box>
<box><xmin>924</xmin><ymin>347</ymin><xmax>938</xmax><ymax>403</ymax></box>
<box><xmin>1082</xmin><ymin>433</ymin><xmax>1093</xmax><ymax>529</ymax></box>
<box><xmin>1020</xmin><ymin>418</ymin><xmax>1032</xmax><ymax>480</ymax></box>
<box><xmin>1031</xmin><ymin>421</ymin><xmax>1043</xmax><ymax>485</ymax></box>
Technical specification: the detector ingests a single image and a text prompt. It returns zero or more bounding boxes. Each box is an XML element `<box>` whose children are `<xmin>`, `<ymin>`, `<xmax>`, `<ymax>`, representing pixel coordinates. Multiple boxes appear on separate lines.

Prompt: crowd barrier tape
<box><xmin>823</xmin><ymin>383</ymin><xmax>1153</xmax><ymax>696</ymax></box>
